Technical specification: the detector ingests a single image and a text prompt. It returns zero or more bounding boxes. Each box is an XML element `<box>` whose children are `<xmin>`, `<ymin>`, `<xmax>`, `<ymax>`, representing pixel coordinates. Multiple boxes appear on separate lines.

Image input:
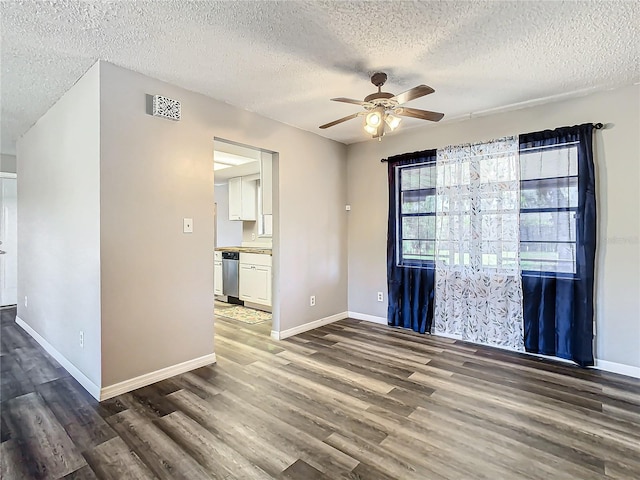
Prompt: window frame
<box><xmin>519</xmin><ymin>142</ymin><xmax>580</xmax><ymax>279</ymax></box>
<box><xmin>395</xmin><ymin>161</ymin><xmax>437</xmax><ymax>269</ymax></box>
<box><xmin>393</xmin><ymin>141</ymin><xmax>581</xmax><ymax>277</ymax></box>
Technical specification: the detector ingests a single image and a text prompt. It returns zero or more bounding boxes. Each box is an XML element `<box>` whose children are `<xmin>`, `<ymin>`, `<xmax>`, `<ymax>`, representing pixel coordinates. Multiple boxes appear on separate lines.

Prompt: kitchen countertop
<box><xmin>215</xmin><ymin>246</ymin><xmax>272</xmax><ymax>255</ymax></box>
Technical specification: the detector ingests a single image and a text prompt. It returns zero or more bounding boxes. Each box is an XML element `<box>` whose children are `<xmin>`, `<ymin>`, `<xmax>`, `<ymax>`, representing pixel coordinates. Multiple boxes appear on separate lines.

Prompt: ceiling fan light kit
<box><xmin>363</xmin><ymin>123</ymin><xmax>377</xmax><ymax>135</ymax></box>
<box><xmin>365</xmin><ymin>109</ymin><xmax>382</xmax><ymax>127</ymax></box>
<box><xmin>385</xmin><ymin>114</ymin><xmax>401</xmax><ymax>130</ymax></box>
<box><xmin>319</xmin><ymin>72</ymin><xmax>444</xmax><ymax>140</ymax></box>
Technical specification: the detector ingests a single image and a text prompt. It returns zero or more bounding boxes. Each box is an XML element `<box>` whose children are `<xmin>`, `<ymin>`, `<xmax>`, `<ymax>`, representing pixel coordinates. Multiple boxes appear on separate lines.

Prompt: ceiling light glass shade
<box><xmin>385</xmin><ymin>114</ymin><xmax>401</xmax><ymax>131</ymax></box>
<box><xmin>363</xmin><ymin>123</ymin><xmax>378</xmax><ymax>135</ymax></box>
<box><xmin>365</xmin><ymin>110</ymin><xmax>382</xmax><ymax>127</ymax></box>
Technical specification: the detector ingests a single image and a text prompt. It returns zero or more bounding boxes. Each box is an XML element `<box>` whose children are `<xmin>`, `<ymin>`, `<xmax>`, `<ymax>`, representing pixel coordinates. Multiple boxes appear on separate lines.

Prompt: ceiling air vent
<box><xmin>152</xmin><ymin>95</ymin><xmax>181</xmax><ymax>121</ymax></box>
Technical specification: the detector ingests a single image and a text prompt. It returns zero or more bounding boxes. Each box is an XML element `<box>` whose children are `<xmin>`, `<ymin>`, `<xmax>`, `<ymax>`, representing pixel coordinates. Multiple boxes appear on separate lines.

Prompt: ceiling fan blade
<box><xmin>331</xmin><ymin>97</ymin><xmax>369</xmax><ymax>106</ymax></box>
<box><xmin>392</xmin><ymin>85</ymin><xmax>435</xmax><ymax>105</ymax></box>
<box><xmin>319</xmin><ymin>113</ymin><xmax>360</xmax><ymax>129</ymax></box>
<box><xmin>397</xmin><ymin>107</ymin><xmax>444</xmax><ymax>122</ymax></box>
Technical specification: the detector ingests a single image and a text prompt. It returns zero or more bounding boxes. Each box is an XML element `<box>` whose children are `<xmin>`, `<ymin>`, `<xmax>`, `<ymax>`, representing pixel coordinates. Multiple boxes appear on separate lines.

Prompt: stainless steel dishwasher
<box><xmin>221</xmin><ymin>251</ymin><xmax>239</xmax><ymax>298</ymax></box>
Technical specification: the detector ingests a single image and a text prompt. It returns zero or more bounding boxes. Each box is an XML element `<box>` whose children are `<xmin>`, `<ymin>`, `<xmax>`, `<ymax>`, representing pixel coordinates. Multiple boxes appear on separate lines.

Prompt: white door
<box><xmin>0</xmin><ymin>175</ymin><xmax>17</xmax><ymax>306</ymax></box>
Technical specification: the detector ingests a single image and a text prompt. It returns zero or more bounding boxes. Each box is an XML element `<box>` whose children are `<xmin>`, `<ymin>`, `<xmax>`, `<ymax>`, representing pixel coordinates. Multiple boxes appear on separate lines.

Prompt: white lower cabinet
<box><xmin>239</xmin><ymin>253</ymin><xmax>272</xmax><ymax>306</ymax></box>
<box><xmin>214</xmin><ymin>252</ymin><xmax>223</xmax><ymax>296</ymax></box>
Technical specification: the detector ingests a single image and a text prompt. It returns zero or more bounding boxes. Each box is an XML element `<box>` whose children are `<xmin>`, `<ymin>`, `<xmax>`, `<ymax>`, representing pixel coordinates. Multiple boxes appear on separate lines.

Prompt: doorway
<box><xmin>0</xmin><ymin>173</ymin><xmax>17</xmax><ymax>307</ymax></box>
<box><xmin>213</xmin><ymin>139</ymin><xmax>276</xmax><ymax>335</ymax></box>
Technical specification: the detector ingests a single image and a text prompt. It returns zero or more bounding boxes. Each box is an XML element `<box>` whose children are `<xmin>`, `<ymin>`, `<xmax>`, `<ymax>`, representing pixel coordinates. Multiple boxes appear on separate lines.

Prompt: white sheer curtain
<box><xmin>434</xmin><ymin>136</ymin><xmax>525</xmax><ymax>350</ymax></box>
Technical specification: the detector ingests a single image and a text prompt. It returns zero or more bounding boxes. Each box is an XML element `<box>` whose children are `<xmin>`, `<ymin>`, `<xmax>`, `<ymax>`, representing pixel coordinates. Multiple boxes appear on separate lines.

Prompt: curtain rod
<box><xmin>380</xmin><ymin>123</ymin><xmax>605</xmax><ymax>162</ymax></box>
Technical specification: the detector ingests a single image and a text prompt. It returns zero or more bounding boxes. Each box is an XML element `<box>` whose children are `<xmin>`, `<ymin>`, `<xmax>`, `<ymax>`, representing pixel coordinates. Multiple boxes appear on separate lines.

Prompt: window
<box><xmin>434</xmin><ymin>138</ymin><xmax>521</xmax><ymax>274</ymax></box>
<box><xmin>520</xmin><ymin>143</ymin><xmax>579</xmax><ymax>275</ymax></box>
<box><xmin>396</xmin><ymin>162</ymin><xmax>437</xmax><ymax>266</ymax></box>
<box><xmin>394</xmin><ymin>140</ymin><xmax>580</xmax><ymax>275</ymax></box>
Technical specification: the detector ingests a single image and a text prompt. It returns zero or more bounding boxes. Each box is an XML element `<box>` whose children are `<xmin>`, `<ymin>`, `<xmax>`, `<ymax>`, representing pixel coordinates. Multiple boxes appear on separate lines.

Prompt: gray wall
<box><xmin>99</xmin><ymin>62</ymin><xmax>347</xmax><ymax>386</ymax></box>
<box><xmin>1</xmin><ymin>154</ymin><xmax>17</xmax><ymax>173</ymax></box>
<box><xmin>16</xmin><ymin>63</ymin><xmax>102</xmax><ymax>386</ymax></box>
<box><xmin>346</xmin><ymin>84</ymin><xmax>640</xmax><ymax>370</ymax></box>
<box><xmin>214</xmin><ymin>183</ymin><xmax>242</xmax><ymax>248</ymax></box>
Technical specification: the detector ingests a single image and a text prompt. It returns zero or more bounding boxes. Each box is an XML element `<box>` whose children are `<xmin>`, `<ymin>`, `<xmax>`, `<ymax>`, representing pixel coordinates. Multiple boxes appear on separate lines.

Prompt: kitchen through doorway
<box><xmin>213</xmin><ymin>139</ymin><xmax>276</xmax><ymax>336</ymax></box>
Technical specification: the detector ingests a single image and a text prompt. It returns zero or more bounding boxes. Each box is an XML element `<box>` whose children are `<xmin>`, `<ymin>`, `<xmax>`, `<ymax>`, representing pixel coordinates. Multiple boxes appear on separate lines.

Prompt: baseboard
<box><xmin>347</xmin><ymin>311</ymin><xmax>387</xmax><ymax>325</ymax></box>
<box><xmin>344</xmin><ymin>316</ymin><xmax>640</xmax><ymax>379</ymax></box>
<box><xmin>15</xmin><ymin>316</ymin><xmax>102</xmax><ymax>400</ymax></box>
<box><xmin>594</xmin><ymin>359</ymin><xmax>640</xmax><ymax>379</ymax></box>
<box><xmin>272</xmin><ymin>311</ymin><xmax>348</xmax><ymax>340</ymax></box>
<box><xmin>100</xmin><ymin>353</ymin><xmax>217</xmax><ymax>401</ymax></box>
<box><xmin>431</xmin><ymin>328</ymin><xmax>640</xmax><ymax>378</ymax></box>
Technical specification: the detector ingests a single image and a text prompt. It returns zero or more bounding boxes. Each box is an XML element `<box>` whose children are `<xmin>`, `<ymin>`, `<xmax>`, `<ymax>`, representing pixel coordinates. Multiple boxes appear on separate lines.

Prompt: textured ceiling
<box><xmin>1</xmin><ymin>1</ymin><xmax>639</xmax><ymax>153</ymax></box>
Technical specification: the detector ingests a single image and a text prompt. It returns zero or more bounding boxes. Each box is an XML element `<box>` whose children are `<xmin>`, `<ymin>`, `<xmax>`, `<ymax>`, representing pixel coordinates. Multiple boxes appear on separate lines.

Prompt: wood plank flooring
<box><xmin>1</xmin><ymin>305</ymin><xmax>639</xmax><ymax>479</ymax></box>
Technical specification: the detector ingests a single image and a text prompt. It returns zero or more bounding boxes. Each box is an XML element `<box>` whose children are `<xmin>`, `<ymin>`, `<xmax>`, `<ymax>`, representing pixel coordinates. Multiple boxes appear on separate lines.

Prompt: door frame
<box><xmin>0</xmin><ymin>172</ymin><xmax>17</xmax><ymax>307</ymax></box>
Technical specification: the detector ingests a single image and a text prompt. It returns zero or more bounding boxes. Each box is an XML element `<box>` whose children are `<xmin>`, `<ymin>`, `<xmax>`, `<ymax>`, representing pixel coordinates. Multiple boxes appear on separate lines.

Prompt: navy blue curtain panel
<box><xmin>387</xmin><ymin>150</ymin><xmax>437</xmax><ymax>334</ymax></box>
<box><xmin>519</xmin><ymin>124</ymin><xmax>596</xmax><ymax>366</ymax></box>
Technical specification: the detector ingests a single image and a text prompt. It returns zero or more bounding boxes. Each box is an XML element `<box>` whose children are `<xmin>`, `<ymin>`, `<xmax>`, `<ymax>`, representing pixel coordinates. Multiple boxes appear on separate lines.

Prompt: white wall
<box><xmin>347</xmin><ymin>84</ymin><xmax>640</xmax><ymax>371</ymax></box>
<box><xmin>16</xmin><ymin>63</ymin><xmax>102</xmax><ymax>387</ymax></box>
<box><xmin>242</xmin><ymin>221</ymin><xmax>259</xmax><ymax>245</ymax></box>
<box><xmin>214</xmin><ymin>183</ymin><xmax>242</xmax><ymax>247</ymax></box>
<box><xmin>99</xmin><ymin>62</ymin><xmax>348</xmax><ymax>385</ymax></box>
<box><xmin>1</xmin><ymin>154</ymin><xmax>17</xmax><ymax>173</ymax></box>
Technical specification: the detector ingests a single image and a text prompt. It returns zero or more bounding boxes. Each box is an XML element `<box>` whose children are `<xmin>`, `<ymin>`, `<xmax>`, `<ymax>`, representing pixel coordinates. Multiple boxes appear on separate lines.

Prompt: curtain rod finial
<box><xmin>594</xmin><ymin>123</ymin><xmax>604</xmax><ymax>130</ymax></box>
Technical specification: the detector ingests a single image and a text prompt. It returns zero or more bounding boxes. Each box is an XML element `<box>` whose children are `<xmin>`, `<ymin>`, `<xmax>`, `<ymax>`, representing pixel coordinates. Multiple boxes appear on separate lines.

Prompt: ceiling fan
<box><xmin>319</xmin><ymin>72</ymin><xmax>444</xmax><ymax>139</ymax></box>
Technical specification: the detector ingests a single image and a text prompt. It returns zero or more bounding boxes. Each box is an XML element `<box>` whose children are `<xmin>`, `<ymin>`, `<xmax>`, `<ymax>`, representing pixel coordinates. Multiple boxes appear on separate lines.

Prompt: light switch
<box><xmin>183</xmin><ymin>218</ymin><xmax>193</xmax><ymax>233</ymax></box>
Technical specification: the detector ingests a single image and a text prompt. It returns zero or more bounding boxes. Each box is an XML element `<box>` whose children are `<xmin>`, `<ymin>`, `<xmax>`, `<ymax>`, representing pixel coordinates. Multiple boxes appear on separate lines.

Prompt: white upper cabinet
<box><xmin>261</xmin><ymin>152</ymin><xmax>273</xmax><ymax>216</ymax></box>
<box><xmin>228</xmin><ymin>177</ymin><xmax>242</xmax><ymax>220</ymax></box>
<box><xmin>228</xmin><ymin>176</ymin><xmax>257</xmax><ymax>221</ymax></box>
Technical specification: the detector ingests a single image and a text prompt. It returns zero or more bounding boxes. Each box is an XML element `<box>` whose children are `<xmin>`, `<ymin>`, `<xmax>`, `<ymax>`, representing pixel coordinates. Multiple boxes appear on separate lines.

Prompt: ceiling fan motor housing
<box><xmin>370</xmin><ymin>72</ymin><xmax>388</xmax><ymax>88</ymax></box>
<box><xmin>364</xmin><ymin>91</ymin><xmax>395</xmax><ymax>104</ymax></box>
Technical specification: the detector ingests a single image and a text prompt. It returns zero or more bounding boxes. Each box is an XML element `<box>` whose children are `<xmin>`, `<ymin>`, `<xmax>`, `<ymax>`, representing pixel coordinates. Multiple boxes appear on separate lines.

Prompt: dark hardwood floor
<box><xmin>1</xmin><ymin>305</ymin><xmax>639</xmax><ymax>479</ymax></box>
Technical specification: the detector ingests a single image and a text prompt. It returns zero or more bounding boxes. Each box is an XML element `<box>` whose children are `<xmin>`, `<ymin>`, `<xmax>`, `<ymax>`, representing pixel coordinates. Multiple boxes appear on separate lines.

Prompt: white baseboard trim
<box><xmin>430</xmin><ymin>329</ymin><xmax>640</xmax><ymax>378</ymax></box>
<box><xmin>341</xmin><ymin>315</ymin><xmax>640</xmax><ymax>379</ymax></box>
<box><xmin>100</xmin><ymin>353</ymin><xmax>217</xmax><ymax>401</ymax></box>
<box><xmin>594</xmin><ymin>359</ymin><xmax>640</xmax><ymax>379</ymax></box>
<box><xmin>272</xmin><ymin>311</ymin><xmax>348</xmax><ymax>340</ymax></box>
<box><xmin>16</xmin><ymin>316</ymin><xmax>102</xmax><ymax>400</ymax></box>
<box><xmin>347</xmin><ymin>311</ymin><xmax>387</xmax><ymax>325</ymax></box>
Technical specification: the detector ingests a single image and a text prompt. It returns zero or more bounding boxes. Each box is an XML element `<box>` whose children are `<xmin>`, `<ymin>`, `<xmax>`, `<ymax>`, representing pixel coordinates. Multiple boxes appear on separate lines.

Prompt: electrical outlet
<box><xmin>79</xmin><ymin>331</ymin><xmax>84</xmax><ymax>348</ymax></box>
<box><xmin>24</xmin><ymin>296</ymin><xmax>28</xmax><ymax>308</ymax></box>
<box><xmin>251</xmin><ymin>233</ymin><xmax>256</xmax><ymax>240</ymax></box>
<box><xmin>183</xmin><ymin>218</ymin><xmax>193</xmax><ymax>233</ymax></box>
<box><xmin>377</xmin><ymin>292</ymin><xmax>384</xmax><ymax>302</ymax></box>
<box><xmin>310</xmin><ymin>295</ymin><xmax>316</xmax><ymax>307</ymax></box>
